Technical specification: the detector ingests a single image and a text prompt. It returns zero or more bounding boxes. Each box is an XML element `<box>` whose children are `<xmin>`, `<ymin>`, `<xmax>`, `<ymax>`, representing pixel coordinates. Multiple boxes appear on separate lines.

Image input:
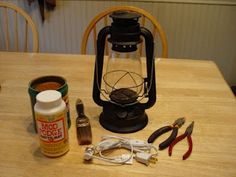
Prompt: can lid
<box><xmin>36</xmin><ymin>90</ymin><xmax>62</xmax><ymax>107</ymax></box>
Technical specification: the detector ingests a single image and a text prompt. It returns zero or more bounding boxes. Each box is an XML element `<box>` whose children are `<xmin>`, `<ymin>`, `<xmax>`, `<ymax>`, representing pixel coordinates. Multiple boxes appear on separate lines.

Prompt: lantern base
<box><xmin>99</xmin><ymin>103</ymin><xmax>148</xmax><ymax>133</ymax></box>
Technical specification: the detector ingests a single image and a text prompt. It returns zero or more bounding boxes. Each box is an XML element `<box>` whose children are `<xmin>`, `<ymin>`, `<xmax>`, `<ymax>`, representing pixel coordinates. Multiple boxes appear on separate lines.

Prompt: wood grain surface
<box><xmin>0</xmin><ymin>52</ymin><xmax>235</xmax><ymax>177</ymax></box>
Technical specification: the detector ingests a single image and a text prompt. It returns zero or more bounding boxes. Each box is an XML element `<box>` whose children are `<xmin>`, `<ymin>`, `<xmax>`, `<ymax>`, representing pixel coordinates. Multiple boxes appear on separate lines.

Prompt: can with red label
<box><xmin>34</xmin><ymin>90</ymin><xmax>69</xmax><ymax>157</ymax></box>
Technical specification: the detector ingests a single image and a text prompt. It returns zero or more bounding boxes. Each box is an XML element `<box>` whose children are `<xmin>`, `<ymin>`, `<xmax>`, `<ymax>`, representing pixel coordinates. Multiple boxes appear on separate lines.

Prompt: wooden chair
<box><xmin>81</xmin><ymin>6</ymin><xmax>168</xmax><ymax>58</ymax></box>
<box><xmin>0</xmin><ymin>2</ymin><xmax>39</xmax><ymax>52</ymax></box>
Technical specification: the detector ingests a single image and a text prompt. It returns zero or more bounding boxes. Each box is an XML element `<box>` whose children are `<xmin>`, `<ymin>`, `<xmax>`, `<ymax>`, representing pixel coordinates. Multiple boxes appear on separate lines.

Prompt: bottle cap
<box><xmin>36</xmin><ymin>90</ymin><xmax>62</xmax><ymax>107</ymax></box>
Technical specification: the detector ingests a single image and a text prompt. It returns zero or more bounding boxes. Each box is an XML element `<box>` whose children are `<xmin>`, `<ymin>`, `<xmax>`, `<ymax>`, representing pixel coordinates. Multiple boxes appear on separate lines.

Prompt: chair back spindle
<box><xmin>0</xmin><ymin>2</ymin><xmax>39</xmax><ymax>52</ymax></box>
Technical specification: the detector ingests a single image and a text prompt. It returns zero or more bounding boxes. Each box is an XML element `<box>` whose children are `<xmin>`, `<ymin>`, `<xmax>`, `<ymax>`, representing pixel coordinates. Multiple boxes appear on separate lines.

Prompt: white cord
<box><xmin>97</xmin><ymin>136</ymin><xmax>133</xmax><ymax>164</ymax></box>
<box><xmin>84</xmin><ymin>135</ymin><xmax>158</xmax><ymax>165</ymax></box>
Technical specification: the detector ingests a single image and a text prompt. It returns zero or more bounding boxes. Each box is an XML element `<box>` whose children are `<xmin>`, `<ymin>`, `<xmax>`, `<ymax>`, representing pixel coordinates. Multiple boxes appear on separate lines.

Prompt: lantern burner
<box><xmin>99</xmin><ymin>100</ymin><xmax>148</xmax><ymax>133</ymax></box>
<box><xmin>103</xmin><ymin>69</ymin><xmax>144</xmax><ymax>105</ymax></box>
<box><xmin>109</xmin><ymin>88</ymin><xmax>138</xmax><ymax>104</ymax></box>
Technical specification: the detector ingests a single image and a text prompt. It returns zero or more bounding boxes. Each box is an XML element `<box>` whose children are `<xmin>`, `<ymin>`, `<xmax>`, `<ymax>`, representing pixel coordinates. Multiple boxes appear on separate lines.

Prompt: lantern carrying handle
<box><xmin>139</xmin><ymin>27</ymin><xmax>156</xmax><ymax>109</ymax></box>
<box><xmin>93</xmin><ymin>26</ymin><xmax>111</xmax><ymax>107</ymax></box>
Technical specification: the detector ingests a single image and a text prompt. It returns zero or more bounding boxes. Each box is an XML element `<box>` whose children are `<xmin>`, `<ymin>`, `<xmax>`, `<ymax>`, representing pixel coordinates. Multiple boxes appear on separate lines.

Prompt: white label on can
<box><xmin>37</xmin><ymin>118</ymin><xmax>65</xmax><ymax>143</ymax></box>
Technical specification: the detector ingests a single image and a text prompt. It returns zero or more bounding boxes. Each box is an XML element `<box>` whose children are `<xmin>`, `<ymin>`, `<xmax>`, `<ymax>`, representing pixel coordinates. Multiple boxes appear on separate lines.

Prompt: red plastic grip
<box><xmin>168</xmin><ymin>134</ymin><xmax>186</xmax><ymax>156</ymax></box>
<box><xmin>183</xmin><ymin>136</ymin><xmax>192</xmax><ymax>160</ymax></box>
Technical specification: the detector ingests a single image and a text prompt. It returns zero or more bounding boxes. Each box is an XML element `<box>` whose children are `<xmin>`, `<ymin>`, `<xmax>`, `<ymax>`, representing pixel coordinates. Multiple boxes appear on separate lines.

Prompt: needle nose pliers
<box><xmin>168</xmin><ymin>121</ymin><xmax>194</xmax><ymax>160</ymax></box>
<box><xmin>147</xmin><ymin>117</ymin><xmax>185</xmax><ymax>150</ymax></box>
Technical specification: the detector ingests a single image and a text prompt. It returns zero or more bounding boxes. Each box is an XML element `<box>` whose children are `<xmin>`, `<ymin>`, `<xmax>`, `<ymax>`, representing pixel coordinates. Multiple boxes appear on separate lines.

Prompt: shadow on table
<box><xmin>26</xmin><ymin>116</ymin><xmax>37</xmax><ymax>135</ymax></box>
<box><xmin>27</xmin><ymin>121</ymin><xmax>37</xmax><ymax>134</ymax></box>
<box><xmin>231</xmin><ymin>86</ymin><xmax>236</xmax><ymax>96</ymax></box>
<box><xmin>33</xmin><ymin>147</ymin><xmax>45</xmax><ymax>158</ymax></box>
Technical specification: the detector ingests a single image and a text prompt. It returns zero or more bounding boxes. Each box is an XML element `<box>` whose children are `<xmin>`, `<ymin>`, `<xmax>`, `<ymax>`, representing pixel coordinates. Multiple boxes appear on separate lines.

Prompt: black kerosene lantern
<box><xmin>93</xmin><ymin>11</ymin><xmax>156</xmax><ymax>133</ymax></box>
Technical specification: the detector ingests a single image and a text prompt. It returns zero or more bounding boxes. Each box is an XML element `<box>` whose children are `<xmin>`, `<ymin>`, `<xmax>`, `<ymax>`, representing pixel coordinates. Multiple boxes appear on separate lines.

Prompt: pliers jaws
<box><xmin>173</xmin><ymin>117</ymin><xmax>185</xmax><ymax>128</ymax></box>
<box><xmin>185</xmin><ymin>121</ymin><xmax>194</xmax><ymax>135</ymax></box>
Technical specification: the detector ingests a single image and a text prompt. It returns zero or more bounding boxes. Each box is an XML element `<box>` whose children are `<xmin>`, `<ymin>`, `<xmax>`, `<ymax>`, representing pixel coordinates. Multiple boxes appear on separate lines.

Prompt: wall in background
<box><xmin>118</xmin><ymin>0</ymin><xmax>236</xmax><ymax>5</ymax></box>
<box><xmin>1</xmin><ymin>0</ymin><xmax>236</xmax><ymax>86</ymax></box>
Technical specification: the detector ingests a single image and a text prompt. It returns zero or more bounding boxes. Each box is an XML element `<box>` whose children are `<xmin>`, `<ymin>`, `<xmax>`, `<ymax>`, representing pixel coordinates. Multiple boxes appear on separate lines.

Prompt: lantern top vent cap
<box><xmin>109</xmin><ymin>11</ymin><xmax>141</xmax><ymax>22</ymax></box>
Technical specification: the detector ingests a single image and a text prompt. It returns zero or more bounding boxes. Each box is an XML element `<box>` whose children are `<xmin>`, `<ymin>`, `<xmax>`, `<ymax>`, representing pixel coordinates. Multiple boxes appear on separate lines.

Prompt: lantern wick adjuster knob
<box><xmin>115</xmin><ymin>110</ymin><xmax>128</xmax><ymax>119</ymax></box>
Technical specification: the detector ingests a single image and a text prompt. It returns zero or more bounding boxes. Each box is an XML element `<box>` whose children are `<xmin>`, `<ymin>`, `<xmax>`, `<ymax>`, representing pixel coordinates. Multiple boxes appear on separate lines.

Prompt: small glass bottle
<box><xmin>34</xmin><ymin>90</ymin><xmax>69</xmax><ymax>157</ymax></box>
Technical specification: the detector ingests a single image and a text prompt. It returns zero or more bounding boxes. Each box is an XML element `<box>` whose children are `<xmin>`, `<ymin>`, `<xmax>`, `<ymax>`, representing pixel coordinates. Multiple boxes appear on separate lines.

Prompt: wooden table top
<box><xmin>0</xmin><ymin>52</ymin><xmax>235</xmax><ymax>177</ymax></box>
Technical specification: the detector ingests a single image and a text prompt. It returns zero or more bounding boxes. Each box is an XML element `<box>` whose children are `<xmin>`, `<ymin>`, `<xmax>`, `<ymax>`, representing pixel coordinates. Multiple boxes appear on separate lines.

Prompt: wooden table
<box><xmin>0</xmin><ymin>52</ymin><xmax>235</xmax><ymax>177</ymax></box>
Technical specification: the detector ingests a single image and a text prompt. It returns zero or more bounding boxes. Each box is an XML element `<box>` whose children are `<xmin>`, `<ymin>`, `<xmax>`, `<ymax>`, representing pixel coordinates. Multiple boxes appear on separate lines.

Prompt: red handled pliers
<box><xmin>168</xmin><ymin>121</ymin><xmax>194</xmax><ymax>160</ymax></box>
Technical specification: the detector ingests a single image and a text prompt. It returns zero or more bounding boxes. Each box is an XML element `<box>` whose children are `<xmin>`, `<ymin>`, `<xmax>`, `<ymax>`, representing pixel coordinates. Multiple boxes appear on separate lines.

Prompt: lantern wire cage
<box><xmin>96</xmin><ymin>64</ymin><xmax>155</xmax><ymax>107</ymax></box>
<box><xmin>103</xmin><ymin>70</ymin><xmax>144</xmax><ymax>93</ymax></box>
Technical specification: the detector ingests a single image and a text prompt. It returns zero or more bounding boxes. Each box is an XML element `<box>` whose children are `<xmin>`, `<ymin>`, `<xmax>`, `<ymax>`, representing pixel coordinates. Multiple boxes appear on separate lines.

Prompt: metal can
<box><xmin>28</xmin><ymin>75</ymin><xmax>71</xmax><ymax>133</ymax></box>
<box><xmin>34</xmin><ymin>90</ymin><xmax>69</xmax><ymax>157</ymax></box>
